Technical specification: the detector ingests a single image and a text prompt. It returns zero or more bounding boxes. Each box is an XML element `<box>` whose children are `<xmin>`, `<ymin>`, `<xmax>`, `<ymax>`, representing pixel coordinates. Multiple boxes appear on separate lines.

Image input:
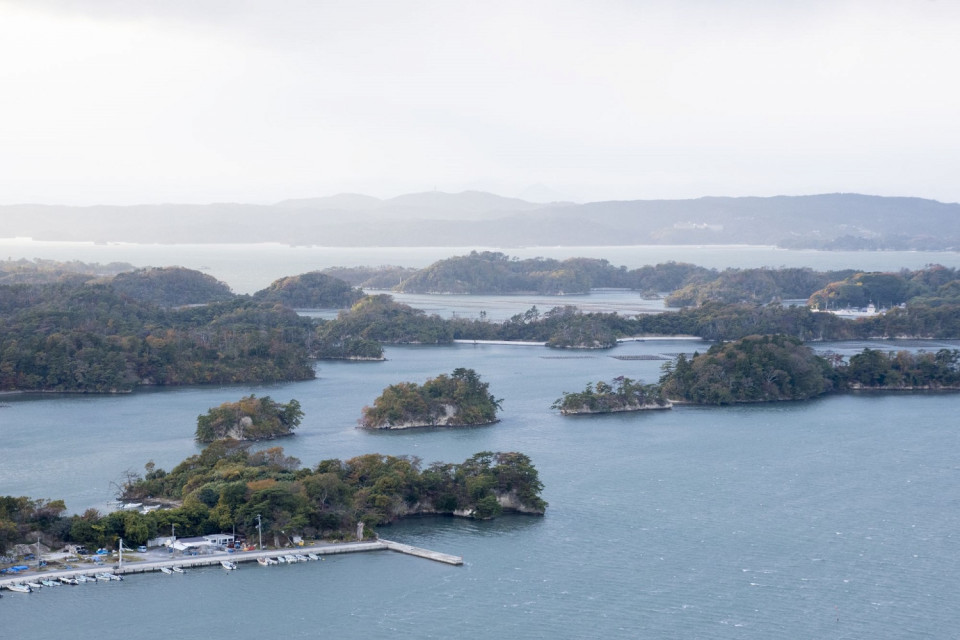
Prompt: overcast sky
<box><xmin>1</xmin><ymin>0</ymin><xmax>958</xmax><ymax>205</ymax></box>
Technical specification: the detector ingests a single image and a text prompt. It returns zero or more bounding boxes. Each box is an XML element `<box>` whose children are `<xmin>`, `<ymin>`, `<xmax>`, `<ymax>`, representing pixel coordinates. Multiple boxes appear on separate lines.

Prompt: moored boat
<box><xmin>59</xmin><ymin>576</ymin><xmax>80</xmax><ymax>585</ymax></box>
<box><xmin>26</xmin><ymin>581</ymin><xmax>43</xmax><ymax>590</ymax></box>
<box><xmin>220</xmin><ymin>560</ymin><xmax>237</xmax><ymax>570</ymax></box>
<box><xmin>160</xmin><ymin>567</ymin><xmax>173</xmax><ymax>574</ymax></box>
<box><xmin>295</xmin><ymin>554</ymin><xmax>309</xmax><ymax>562</ymax></box>
<box><xmin>283</xmin><ymin>554</ymin><xmax>298</xmax><ymax>563</ymax></box>
<box><xmin>40</xmin><ymin>579</ymin><xmax>61</xmax><ymax>587</ymax></box>
<box><xmin>5</xmin><ymin>583</ymin><xmax>31</xmax><ymax>593</ymax></box>
<box><xmin>171</xmin><ymin>566</ymin><xmax>185</xmax><ymax>574</ymax></box>
<box><xmin>257</xmin><ymin>557</ymin><xmax>269</xmax><ymax>566</ymax></box>
<box><xmin>76</xmin><ymin>575</ymin><xmax>96</xmax><ymax>583</ymax></box>
<box><xmin>307</xmin><ymin>553</ymin><xmax>319</xmax><ymax>561</ymax></box>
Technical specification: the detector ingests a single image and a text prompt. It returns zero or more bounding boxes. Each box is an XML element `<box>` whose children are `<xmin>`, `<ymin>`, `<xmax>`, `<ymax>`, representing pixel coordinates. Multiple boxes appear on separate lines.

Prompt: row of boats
<box><xmin>4</xmin><ymin>553</ymin><xmax>322</xmax><ymax>591</ymax></box>
<box><xmin>3</xmin><ymin>572</ymin><xmax>124</xmax><ymax>593</ymax></box>
<box><xmin>257</xmin><ymin>552</ymin><xmax>320</xmax><ymax>566</ymax></box>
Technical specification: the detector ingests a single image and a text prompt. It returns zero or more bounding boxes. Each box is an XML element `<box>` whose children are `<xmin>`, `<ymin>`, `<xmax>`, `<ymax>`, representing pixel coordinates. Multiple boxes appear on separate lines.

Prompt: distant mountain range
<box><xmin>3</xmin><ymin>191</ymin><xmax>958</xmax><ymax>250</ymax></box>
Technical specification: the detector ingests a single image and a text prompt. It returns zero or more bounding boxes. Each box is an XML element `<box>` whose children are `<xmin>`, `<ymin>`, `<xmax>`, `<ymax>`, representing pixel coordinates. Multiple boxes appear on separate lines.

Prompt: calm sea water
<box><xmin>3</xmin><ymin>339</ymin><xmax>960</xmax><ymax>638</ymax></box>
<box><xmin>3</xmin><ymin>245</ymin><xmax>960</xmax><ymax>637</ymax></box>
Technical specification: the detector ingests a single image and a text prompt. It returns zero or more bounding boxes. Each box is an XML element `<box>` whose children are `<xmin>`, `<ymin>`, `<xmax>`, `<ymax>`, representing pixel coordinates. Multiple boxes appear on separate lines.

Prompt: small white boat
<box><xmin>307</xmin><ymin>553</ymin><xmax>319</xmax><ymax>561</ymax></box>
<box><xmin>59</xmin><ymin>576</ymin><xmax>80</xmax><ymax>585</ymax></box>
<box><xmin>26</xmin><ymin>581</ymin><xmax>43</xmax><ymax>590</ymax></box>
<box><xmin>160</xmin><ymin>567</ymin><xmax>173</xmax><ymax>574</ymax></box>
<box><xmin>171</xmin><ymin>566</ymin><xmax>185</xmax><ymax>574</ymax></box>
<box><xmin>276</xmin><ymin>556</ymin><xmax>286</xmax><ymax>563</ymax></box>
<box><xmin>76</xmin><ymin>575</ymin><xmax>96</xmax><ymax>583</ymax></box>
<box><xmin>40</xmin><ymin>579</ymin><xmax>61</xmax><ymax>587</ymax></box>
<box><xmin>295</xmin><ymin>554</ymin><xmax>309</xmax><ymax>562</ymax></box>
<box><xmin>5</xmin><ymin>583</ymin><xmax>31</xmax><ymax>593</ymax></box>
<box><xmin>283</xmin><ymin>554</ymin><xmax>298</xmax><ymax>563</ymax></box>
<box><xmin>95</xmin><ymin>573</ymin><xmax>113</xmax><ymax>581</ymax></box>
<box><xmin>220</xmin><ymin>560</ymin><xmax>237</xmax><ymax>570</ymax></box>
<box><xmin>108</xmin><ymin>573</ymin><xmax>123</xmax><ymax>581</ymax></box>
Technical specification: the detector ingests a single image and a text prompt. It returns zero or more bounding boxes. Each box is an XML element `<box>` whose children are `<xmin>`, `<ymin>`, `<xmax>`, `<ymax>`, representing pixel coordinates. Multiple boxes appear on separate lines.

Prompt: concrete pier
<box><xmin>0</xmin><ymin>538</ymin><xmax>461</xmax><ymax>589</ymax></box>
<box><xmin>379</xmin><ymin>539</ymin><xmax>463</xmax><ymax>565</ymax></box>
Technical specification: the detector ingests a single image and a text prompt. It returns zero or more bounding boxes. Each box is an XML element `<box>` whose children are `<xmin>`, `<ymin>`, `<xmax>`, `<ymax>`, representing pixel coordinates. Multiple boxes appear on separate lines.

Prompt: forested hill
<box><xmin>3</xmin><ymin>192</ymin><xmax>958</xmax><ymax>249</ymax></box>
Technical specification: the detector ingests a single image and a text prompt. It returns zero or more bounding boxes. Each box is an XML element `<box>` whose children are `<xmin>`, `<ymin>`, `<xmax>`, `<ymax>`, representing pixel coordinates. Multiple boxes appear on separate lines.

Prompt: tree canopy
<box><xmin>196</xmin><ymin>395</ymin><xmax>304</xmax><ymax>442</ymax></box>
<box><xmin>360</xmin><ymin>368</ymin><xmax>501</xmax><ymax>428</ymax></box>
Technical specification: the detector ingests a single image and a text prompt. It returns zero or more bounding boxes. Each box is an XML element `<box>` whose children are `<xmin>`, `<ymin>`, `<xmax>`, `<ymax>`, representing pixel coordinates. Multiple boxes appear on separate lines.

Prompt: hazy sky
<box><xmin>2</xmin><ymin>0</ymin><xmax>959</xmax><ymax>205</ymax></box>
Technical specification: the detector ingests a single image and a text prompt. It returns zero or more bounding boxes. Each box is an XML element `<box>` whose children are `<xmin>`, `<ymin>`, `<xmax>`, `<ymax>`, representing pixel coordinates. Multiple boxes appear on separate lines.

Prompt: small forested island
<box><xmin>553</xmin><ymin>376</ymin><xmax>671</xmax><ymax>415</ymax></box>
<box><xmin>360</xmin><ymin>368</ymin><xmax>501</xmax><ymax>429</ymax></box>
<box><xmin>0</xmin><ymin>446</ymin><xmax>547</xmax><ymax>554</ymax></box>
<box><xmin>196</xmin><ymin>395</ymin><xmax>304</xmax><ymax>442</ymax></box>
<box><xmin>253</xmin><ymin>271</ymin><xmax>364</xmax><ymax>309</ymax></box>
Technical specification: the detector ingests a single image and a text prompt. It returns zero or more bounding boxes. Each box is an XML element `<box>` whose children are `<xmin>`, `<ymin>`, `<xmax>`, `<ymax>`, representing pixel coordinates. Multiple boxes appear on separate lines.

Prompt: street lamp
<box><xmin>256</xmin><ymin>514</ymin><xmax>263</xmax><ymax>550</ymax></box>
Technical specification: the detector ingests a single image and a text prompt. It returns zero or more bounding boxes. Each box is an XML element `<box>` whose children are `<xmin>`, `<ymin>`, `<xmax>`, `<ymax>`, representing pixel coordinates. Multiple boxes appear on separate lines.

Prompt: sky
<box><xmin>1</xmin><ymin>0</ymin><xmax>959</xmax><ymax>206</ymax></box>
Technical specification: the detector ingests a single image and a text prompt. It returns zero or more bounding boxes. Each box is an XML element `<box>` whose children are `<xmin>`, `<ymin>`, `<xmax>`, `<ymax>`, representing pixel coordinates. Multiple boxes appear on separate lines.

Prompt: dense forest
<box><xmin>391</xmin><ymin>251</ymin><xmax>713</xmax><ymax>295</ymax></box>
<box><xmin>0</xmin><ymin>280</ymin><xmax>316</xmax><ymax>392</ymax></box>
<box><xmin>252</xmin><ymin>271</ymin><xmax>364</xmax><ymax>309</ymax></box>
<box><xmin>0</xmin><ymin>446</ymin><xmax>546</xmax><ymax>555</ymax></box>
<box><xmin>360</xmin><ymin>368</ymin><xmax>501</xmax><ymax>429</ymax></box>
<box><xmin>195</xmin><ymin>396</ymin><xmax>304</xmax><ymax>442</ymax></box>
<box><xmin>660</xmin><ymin>335</ymin><xmax>836</xmax><ymax>404</ymax></box>
<box><xmin>657</xmin><ymin>335</ymin><xmax>960</xmax><ymax>405</ymax></box>
<box><xmin>5</xmin><ymin>259</ymin><xmax>960</xmax><ymax>392</ymax></box>
<box><xmin>109</xmin><ymin>267</ymin><xmax>235</xmax><ymax>307</ymax></box>
<box><xmin>553</xmin><ymin>376</ymin><xmax>670</xmax><ymax>414</ymax></box>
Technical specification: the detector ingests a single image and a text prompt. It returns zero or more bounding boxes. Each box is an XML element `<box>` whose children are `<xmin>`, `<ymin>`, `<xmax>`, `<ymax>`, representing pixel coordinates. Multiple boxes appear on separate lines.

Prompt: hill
<box><xmin>4</xmin><ymin>192</ymin><xmax>958</xmax><ymax>249</ymax></box>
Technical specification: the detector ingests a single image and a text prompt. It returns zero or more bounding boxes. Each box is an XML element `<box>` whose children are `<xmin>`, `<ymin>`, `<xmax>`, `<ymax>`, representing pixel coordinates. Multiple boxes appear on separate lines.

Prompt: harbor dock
<box><xmin>0</xmin><ymin>538</ymin><xmax>462</xmax><ymax>589</ymax></box>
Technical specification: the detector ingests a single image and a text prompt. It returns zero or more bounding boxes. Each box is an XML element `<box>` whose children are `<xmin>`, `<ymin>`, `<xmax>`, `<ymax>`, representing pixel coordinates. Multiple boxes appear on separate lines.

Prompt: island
<box><xmin>359</xmin><ymin>368</ymin><xmax>501</xmax><ymax>429</ymax></box>
<box><xmin>195</xmin><ymin>395</ymin><xmax>304</xmax><ymax>442</ymax></box>
<box><xmin>0</xmin><ymin>446</ymin><xmax>547</xmax><ymax>561</ymax></box>
<box><xmin>552</xmin><ymin>376</ymin><xmax>671</xmax><ymax>415</ymax></box>
<box><xmin>253</xmin><ymin>271</ymin><xmax>364</xmax><ymax>309</ymax></box>
<box><xmin>658</xmin><ymin>334</ymin><xmax>960</xmax><ymax>405</ymax></box>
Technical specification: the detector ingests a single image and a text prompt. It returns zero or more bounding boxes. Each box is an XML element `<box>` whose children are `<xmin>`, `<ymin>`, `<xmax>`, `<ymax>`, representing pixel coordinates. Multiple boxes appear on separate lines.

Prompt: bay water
<box><xmin>2</xmin><ymin>339</ymin><xmax>959</xmax><ymax>638</ymax></box>
<box><xmin>2</xmin><ymin>244</ymin><xmax>960</xmax><ymax>637</ymax></box>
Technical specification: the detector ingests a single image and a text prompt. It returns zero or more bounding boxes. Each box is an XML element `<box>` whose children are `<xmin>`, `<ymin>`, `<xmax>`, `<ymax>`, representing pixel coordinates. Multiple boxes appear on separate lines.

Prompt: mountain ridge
<box><xmin>3</xmin><ymin>191</ymin><xmax>958</xmax><ymax>250</ymax></box>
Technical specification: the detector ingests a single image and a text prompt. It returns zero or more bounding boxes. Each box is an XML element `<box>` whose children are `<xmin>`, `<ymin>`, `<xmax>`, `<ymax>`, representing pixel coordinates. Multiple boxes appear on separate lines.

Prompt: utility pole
<box><xmin>37</xmin><ymin>535</ymin><xmax>41</xmax><ymax>571</ymax></box>
<box><xmin>118</xmin><ymin>538</ymin><xmax>123</xmax><ymax>571</ymax></box>
<box><xmin>256</xmin><ymin>514</ymin><xmax>263</xmax><ymax>550</ymax></box>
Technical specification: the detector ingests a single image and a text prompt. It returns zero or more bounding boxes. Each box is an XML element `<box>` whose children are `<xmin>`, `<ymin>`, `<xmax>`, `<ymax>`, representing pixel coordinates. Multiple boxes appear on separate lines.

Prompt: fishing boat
<box><xmin>76</xmin><ymin>575</ymin><xmax>96</xmax><ymax>583</ymax></box>
<box><xmin>108</xmin><ymin>573</ymin><xmax>123</xmax><ymax>581</ymax></box>
<box><xmin>276</xmin><ymin>555</ymin><xmax>286</xmax><ymax>563</ymax></box>
<box><xmin>26</xmin><ymin>581</ymin><xmax>43</xmax><ymax>590</ymax></box>
<box><xmin>220</xmin><ymin>560</ymin><xmax>237</xmax><ymax>570</ymax></box>
<box><xmin>40</xmin><ymin>579</ymin><xmax>61</xmax><ymax>587</ymax></box>
<box><xmin>5</xmin><ymin>583</ymin><xmax>31</xmax><ymax>593</ymax></box>
<box><xmin>59</xmin><ymin>576</ymin><xmax>80</xmax><ymax>585</ymax></box>
<box><xmin>295</xmin><ymin>554</ymin><xmax>309</xmax><ymax>563</ymax></box>
<box><xmin>160</xmin><ymin>567</ymin><xmax>173</xmax><ymax>574</ymax></box>
<box><xmin>171</xmin><ymin>566</ymin><xmax>185</xmax><ymax>574</ymax></box>
<box><xmin>283</xmin><ymin>554</ymin><xmax>298</xmax><ymax>563</ymax></box>
<box><xmin>307</xmin><ymin>553</ymin><xmax>319</xmax><ymax>561</ymax></box>
<box><xmin>95</xmin><ymin>573</ymin><xmax>113</xmax><ymax>581</ymax></box>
